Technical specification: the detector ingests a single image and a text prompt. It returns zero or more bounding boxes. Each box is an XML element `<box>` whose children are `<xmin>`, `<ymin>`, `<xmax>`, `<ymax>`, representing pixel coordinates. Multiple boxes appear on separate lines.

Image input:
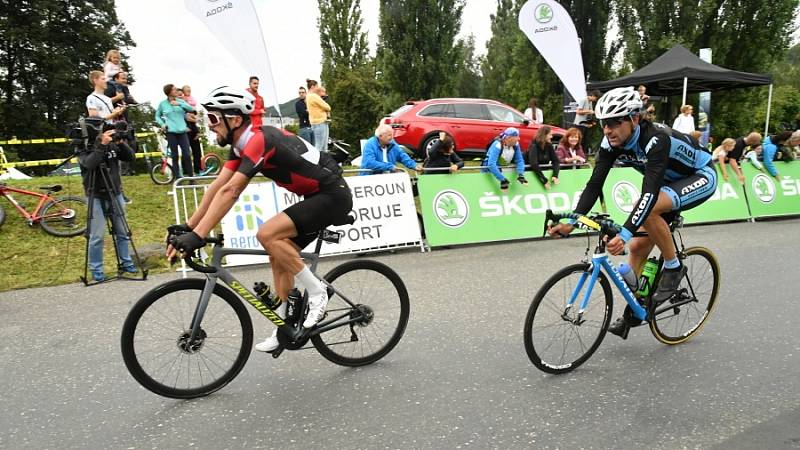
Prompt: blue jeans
<box><xmin>166</xmin><ymin>132</ymin><xmax>194</xmax><ymax>177</ymax></box>
<box><xmin>311</xmin><ymin>123</ymin><xmax>329</xmax><ymax>152</ymax></box>
<box><xmin>88</xmin><ymin>193</ymin><xmax>133</xmax><ymax>274</ymax></box>
<box><xmin>298</xmin><ymin>126</ymin><xmax>314</xmax><ymax>146</ymax></box>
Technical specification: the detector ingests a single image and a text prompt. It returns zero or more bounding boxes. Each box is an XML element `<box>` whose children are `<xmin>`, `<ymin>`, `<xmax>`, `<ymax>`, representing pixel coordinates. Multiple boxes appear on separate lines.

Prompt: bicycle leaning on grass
<box><xmin>121</xmin><ymin>217</ymin><xmax>410</xmax><ymax>399</ymax></box>
<box><xmin>523</xmin><ymin>210</ymin><xmax>720</xmax><ymax>374</ymax></box>
<box><xmin>0</xmin><ymin>182</ymin><xmax>87</xmax><ymax>236</ymax></box>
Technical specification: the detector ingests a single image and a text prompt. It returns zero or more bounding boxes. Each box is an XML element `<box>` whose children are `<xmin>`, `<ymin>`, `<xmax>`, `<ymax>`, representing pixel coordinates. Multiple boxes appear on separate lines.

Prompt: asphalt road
<box><xmin>1</xmin><ymin>219</ymin><xmax>799</xmax><ymax>449</ymax></box>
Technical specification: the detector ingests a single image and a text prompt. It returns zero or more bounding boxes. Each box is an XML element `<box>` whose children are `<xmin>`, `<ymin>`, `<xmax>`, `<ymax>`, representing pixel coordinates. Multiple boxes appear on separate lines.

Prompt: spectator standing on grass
<box><xmin>306</xmin><ymin>79</ymin><xmax>331</xmax><ymax>153</ymax></box>
<box><xmin>246</xmin><ymin>76</ymin><xmax>265</xmax><ymax>128</ymax></box>
<box><xmin>86</xmin><ymin>70</ymin><xmax>125</xmax><ymax>123</ymax></box>
<box><xmin>295</xmin><ymin>86</ymin><xmax>314</xmax><ymax>145</ymax></box>
<box><xmin>574</xmin><ymin>90</ymin><xmax>601</xmax><ymax>151</ymax></box>
<box><xmin>155</xmin><ymin>84</ymin><xmax>195</xmax><ymax>177</ymax></box>
<box><xmin>523</xmin><ymin>97</ymin><xmax>543</xmax><ymax>124</ymax></box>
<box><xmin>672</xmin><ymin>105</ymin><xmax>695</xmax><ymax>134</ymax></box>
<box><xmin>555</xmin><ymin>127</ymin><xmax>587</xmax><ymax>168</ymax></box>
<box><xmin>423</xmin><ymin>133</ymin><xmax>463</xmax><ymax>174</ymax></box>
<box><xmin>360</xmin><ymin>124</ymin><xmax>422</xmax><ymax>175</ymax></box>
<box><xmin>528</xmin><ymin>125</ymin><xmax>560</xmax><ymax>190</ymax></box>
<box><xmin>180</xmin><ymin>87</ymin><xmax>203</xmax><ymax>173</ymax></box>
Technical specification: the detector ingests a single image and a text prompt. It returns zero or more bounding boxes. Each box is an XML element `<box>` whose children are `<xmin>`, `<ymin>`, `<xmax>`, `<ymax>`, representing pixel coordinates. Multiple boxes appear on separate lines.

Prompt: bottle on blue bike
<box><xmin>618</xmin><ymin>263</ymin><xmax>638</xmax><ymax>291</ymax></box>
<box><xmin>637</xmin><ymin>258</ymin><xmax>659</xmax><ymax>297</ymax></box>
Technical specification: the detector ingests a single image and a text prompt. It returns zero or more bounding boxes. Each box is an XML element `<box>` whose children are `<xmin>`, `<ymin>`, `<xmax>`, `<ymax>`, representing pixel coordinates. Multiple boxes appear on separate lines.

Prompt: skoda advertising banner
<box><xmin>418</xmin><ymin>169</ymin><xmax>592</xmax><ymax>247</ymax></box>
<box><xmin>742</xmin><ymin>163</ymin><xmax>800</xmax><ymax>218</ymax></box>
<box><xmin>601</xmin><ymin>167</ymin><xmax>751</xmax><ymax>225</ymax></box>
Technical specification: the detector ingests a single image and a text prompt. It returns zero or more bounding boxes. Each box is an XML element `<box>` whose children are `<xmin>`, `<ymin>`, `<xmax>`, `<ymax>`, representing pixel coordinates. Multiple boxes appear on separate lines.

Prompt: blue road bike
<box><xmin>524</xmin><ymin>210</ymin><xmax>720</xmax><ymax>374</ymax></box>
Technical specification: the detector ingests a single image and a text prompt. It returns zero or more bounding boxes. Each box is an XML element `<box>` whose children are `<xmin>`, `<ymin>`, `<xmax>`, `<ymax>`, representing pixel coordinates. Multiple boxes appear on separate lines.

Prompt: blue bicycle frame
<box><xmin>566</xmin><ymin>252</ymin><xmax>648</xmax><ymax>322</ymax></box>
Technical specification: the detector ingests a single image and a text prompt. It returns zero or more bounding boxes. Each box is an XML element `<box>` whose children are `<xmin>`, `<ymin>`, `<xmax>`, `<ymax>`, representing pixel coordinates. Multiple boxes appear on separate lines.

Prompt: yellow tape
<box><xmin>0</xmin><ymin>132</ymin><xmax>155</xmax><ymax>145</ymax></box>
<box><xmin>577</xmin><ymin>216</ymin><xmax>601</xmax><ymax>231</ymax></box>
<box><xmin>0</xmin><ymin>151</ymin><xmax>164</xmax><ymax>169</ymax></box>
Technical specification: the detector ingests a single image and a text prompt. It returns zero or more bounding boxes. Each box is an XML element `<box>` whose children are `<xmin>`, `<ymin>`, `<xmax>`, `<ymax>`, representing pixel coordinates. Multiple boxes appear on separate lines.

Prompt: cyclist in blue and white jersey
<box><xmin>548</xmin><ymin>87</ymin><xmax>717</xmax><ymax>337</ymax></box>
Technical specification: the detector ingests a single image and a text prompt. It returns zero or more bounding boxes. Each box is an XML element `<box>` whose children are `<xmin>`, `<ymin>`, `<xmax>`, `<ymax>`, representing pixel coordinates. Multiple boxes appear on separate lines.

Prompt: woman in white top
<box><xmin>672</xmin><ymin>104</ymin><xmax>695</xmax><ymax>134</ymax></box>
<box><xmin>523</xmin><ymin>97</ymin><xmax>544</xmax><ymax>125</ymax></box>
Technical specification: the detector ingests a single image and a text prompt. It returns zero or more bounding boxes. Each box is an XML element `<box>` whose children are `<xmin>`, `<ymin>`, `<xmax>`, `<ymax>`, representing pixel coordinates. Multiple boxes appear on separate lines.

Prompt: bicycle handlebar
<box><xmin>168</xmin><ymin>231</ymin><xmax>224</xmax><ymax>274</ymax></box>
<box><xmin>544</xmin><ymin>209</ymin><xmax>622</xmax><ymax>239</ymax></box>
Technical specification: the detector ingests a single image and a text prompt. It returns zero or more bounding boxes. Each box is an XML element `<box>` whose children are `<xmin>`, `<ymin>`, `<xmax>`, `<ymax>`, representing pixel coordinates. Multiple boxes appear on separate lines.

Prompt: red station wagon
<box><xmin>382</xmin><ymin>98</ymin><xmax>565</xmax><ymax>158</ymax></box>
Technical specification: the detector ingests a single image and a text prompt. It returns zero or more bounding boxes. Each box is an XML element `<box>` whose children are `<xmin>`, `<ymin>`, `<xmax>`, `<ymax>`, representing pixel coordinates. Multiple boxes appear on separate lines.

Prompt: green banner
<box><xmin>601</xmin><ymin>167</ymin><xmax>751</xmax><ymax>225</ymax></box>
<box><xmin>742</xmin><ymin>162</ymin><xmax>800</xmax><ymax>218</ymax></box>
<box><xmin>418</xmin><ymin>169</ymin><xmax>592</xmax><ymax>246</ymax></box>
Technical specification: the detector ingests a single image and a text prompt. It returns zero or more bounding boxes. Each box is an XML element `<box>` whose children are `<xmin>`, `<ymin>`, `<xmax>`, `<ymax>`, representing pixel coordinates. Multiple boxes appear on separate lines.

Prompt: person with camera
<box><xmin>78</xmin><ymin>122</ymin><xmax>137</xmax><ymax>282</ymax></box>
<box><xmin>86</xmin><ymin>70</ymin><xmax>125</xmax><ymax>123</ymax></box>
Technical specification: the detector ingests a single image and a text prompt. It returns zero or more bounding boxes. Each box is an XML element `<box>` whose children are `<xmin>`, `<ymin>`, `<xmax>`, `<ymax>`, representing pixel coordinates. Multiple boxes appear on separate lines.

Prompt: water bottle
<box><xmin>618</xmin><ymin>263</ymin><xmax>638</xmax><ymax>291</ymax></box>
<box><xmin>286</xmin><ymin>288</ymin><xmax>303</xmax><ymax>324</ymax></box>
<box><xmin>637</xmin><ymin>258</ymin><xmax>659</xmax><ymax>297</ymax></box>
<box><xmin>254</xmin><ymin>282</ymin><xmax>279</xmax><ymax>309</ymax></box>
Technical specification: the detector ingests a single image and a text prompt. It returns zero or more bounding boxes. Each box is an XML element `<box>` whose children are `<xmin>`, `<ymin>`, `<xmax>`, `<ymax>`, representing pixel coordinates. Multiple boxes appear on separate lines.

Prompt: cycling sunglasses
<box><xmin>207</xmin><ymin>112</ymin><xmax>241</xmax><ymax>127</ymax></box>
<box><xmin>599</xmin><ymin>116</ymin><xmax>631</xmax><ymax>129</ymax></box>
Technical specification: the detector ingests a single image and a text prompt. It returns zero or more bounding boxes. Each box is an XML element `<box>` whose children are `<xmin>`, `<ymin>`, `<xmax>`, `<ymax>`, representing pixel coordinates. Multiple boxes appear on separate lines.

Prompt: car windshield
<box><xmin>389</xmin><ymin>104</ymin><xmax>414</xmax><ymax>117</ymax></box>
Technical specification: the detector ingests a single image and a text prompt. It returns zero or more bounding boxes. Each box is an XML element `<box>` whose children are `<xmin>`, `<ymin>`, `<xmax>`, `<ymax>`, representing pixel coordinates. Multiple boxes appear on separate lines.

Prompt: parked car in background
<box><xmin>382</xmin><ymin>98</ymin><xmax>565</xmax><ymax>159</ymax></box>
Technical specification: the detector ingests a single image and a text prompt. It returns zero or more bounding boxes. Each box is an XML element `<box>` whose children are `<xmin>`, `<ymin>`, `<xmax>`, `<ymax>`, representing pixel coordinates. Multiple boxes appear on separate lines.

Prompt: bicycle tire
<box><xmin>0</xmin><ymin>203</ymin><xmax>5</xmax><ymax>230</ymax></box>
<box><xmin>150</xmin><ymin>162</ymin><xmax>174</xmax><ymax>185</ymax></box>
<box><xmin>524</xmin><ymin>263</ymin><xmax>613</xmax><ymax>374</ymax></box>
<box><xmin>311</xmin><ymin>260</ymin><xmax>410</xmax><ymax>366</ymax></box>
<box><xmin>121</xmin><ymin>279</ymin><xmax>253</xmax><ymax>399</ymax></box>
<box><xmin>39</xmin><ymin>195</ymin><xmax>87</xmax><ymax>237</ymax></box>
<box><xmin>649</xmin><ymin>247</ymin><xmax>720</xmax><ymax>345</ymax></box>
<box><xmin>202</xmin><ymin>153</ymin><xmax>222</xmax><ymax>175</ymax></box>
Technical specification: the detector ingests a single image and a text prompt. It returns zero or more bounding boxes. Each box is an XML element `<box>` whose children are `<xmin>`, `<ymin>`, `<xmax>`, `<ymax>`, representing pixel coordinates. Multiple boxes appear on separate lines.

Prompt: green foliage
<box><xmin>376</xmin><ymin>0</ymin><xmax>465</xmax><ymax>109</ymax></box>
<box><xmin>773</xmin><ymin>43</ymin><xmax>800</xmax><ymax>91</ymax></box>
<box><xmin>753</xmin><ymin>85</ymin><xmax>800</xmax><ymax>133</ymax></box>
<box><xmin>284</xmin><ymin>122</ymin><xmax>300</xmax><ymax>135</ymax></box>
<box><xmin>318</xmin><ymin>0</ymin><xmax>370</xmax><ymax>83</ymax></box>
<box><xmin>328</xmin><ymin>65</ymin><xmax>384</xmax><ymax>150</ymax></box>
<box><xmin>0</xmin><ymin>0</ymin><xmax>135</xmax><ymax>161</ymax></box>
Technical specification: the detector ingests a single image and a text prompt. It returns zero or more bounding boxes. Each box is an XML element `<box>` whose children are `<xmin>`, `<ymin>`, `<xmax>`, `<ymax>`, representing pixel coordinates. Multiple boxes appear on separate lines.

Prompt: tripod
<box><xmin>80</xmin><ymin>152</ymin><xmax>147</xmax><ymax>286</ymax></box>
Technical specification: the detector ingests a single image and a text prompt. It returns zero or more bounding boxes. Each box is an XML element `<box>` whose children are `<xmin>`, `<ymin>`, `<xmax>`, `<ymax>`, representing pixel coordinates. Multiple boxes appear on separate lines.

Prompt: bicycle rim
<box><xmin>121</xmin><ymin>279</ymin><xmax>253</xmax><ymax>399</ymax></box>
<box><xmin>150</xmin><ymin>163</ymin><xmax>174</xmax><ymax>185</ymax></box>
<box><xmin>39</xmin><ymin>196</ymin><xmax>88</xmax><ymax>237</ymax></box>
<box><xmin>650</xmin><ymin>247</ymin><xmax>719</xmax><ymax>345</ymax></box>
<box><xmin>311</xmin><ymin>260</ymin><xmax>410</xmax><ymax>366</ymax></box>
<box><xmin>524</xmin><ymin>263</ymin><xmax>613</xmax><ymax>374</ymax></box>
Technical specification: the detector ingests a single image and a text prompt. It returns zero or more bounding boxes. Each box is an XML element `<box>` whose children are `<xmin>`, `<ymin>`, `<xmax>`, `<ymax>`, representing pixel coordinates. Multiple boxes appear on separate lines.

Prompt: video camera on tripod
<box><xmin>67</xmin><ymin>117</ymin><xmax>133</xmax><ymax>153</ymax></box>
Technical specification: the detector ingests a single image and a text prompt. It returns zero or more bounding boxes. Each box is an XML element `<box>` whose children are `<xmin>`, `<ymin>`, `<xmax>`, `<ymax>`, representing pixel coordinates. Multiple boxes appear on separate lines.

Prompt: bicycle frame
<box><xmin>567</xmin><ymin>252</ymin><xmax>648</xmax><ymax>322</ymax></box>
<box><xmin>0</xmin><ymin>185</ymin><xmax>54</xmax><ymax>222</ymax></box>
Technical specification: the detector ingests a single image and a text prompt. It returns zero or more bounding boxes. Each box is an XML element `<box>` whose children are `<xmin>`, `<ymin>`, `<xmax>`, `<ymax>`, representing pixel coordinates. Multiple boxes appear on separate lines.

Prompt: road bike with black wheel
<box><xmin>523</xmin><ymin>210</ymin><xmax>720</xmax><ymax>374</ymax></box>
<box><xmin>0</xmin><ymin>182</ymin><xmax>87</xmax><ymax>236</ymax></box>
<box><xmin>120</xmin><ymin>217</ymin><xmax>410</xmax><ymax>399</ymax></box>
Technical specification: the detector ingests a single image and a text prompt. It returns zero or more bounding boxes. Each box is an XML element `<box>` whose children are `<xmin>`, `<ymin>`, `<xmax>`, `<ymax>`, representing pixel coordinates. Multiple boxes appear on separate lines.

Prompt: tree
<box><xmin>318</xmin><ymin>0</ymin><xmax>369</xmax><ymax>82</ymax></box>
<box><xmin>376</xmin><ymin>0</ymin><xmax>465</xmax><ymax>108</ymax></box>
<box><xmin>0</xmin><ymin>0</ymin><xmax>135</xmax><ymax>161</ymax></box>
<box><xmin>451</xmin><ymin>35</ymin><xmax>482</xmax><ymax>98</ymax></box>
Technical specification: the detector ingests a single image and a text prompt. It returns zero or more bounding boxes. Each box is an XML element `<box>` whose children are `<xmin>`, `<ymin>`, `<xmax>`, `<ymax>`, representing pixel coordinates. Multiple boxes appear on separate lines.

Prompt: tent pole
<box><xmin>681</xmin><ymin>77</ymin><xmax>688</xmax><ymax>105</ymax></box>
<box><xmin>764</xmin><ymin>84</ymin><xmax>773</xmax><ymax>134</ymax></box>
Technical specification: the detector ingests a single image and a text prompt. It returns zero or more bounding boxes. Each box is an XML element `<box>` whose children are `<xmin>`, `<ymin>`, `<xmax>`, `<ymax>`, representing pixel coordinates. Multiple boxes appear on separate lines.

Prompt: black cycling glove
<box><xmin>500</xmin><ymin>179</ymin><xmax>510</xmax><ymax>190</ymax></box>
<box><xmin>171</xmin><ymin>231</ymin><xmax>205</xmax><ymax>255</ymax></box>
<box><xmin>517</xmin><ymin>175</ymin><xmax>528</xmax><ymax>185</ymax></box>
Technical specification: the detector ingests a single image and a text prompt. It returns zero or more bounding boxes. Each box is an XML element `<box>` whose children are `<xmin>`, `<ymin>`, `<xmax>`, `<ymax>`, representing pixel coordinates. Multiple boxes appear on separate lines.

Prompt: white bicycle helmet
<box><xmin>594</xmin><ymin>87</ymin><xmax>643</xmax><ymax>120</ymax></box>
<box><xmin>201</xmin><ymin>86</ymin><xmax>255</xmax><ymax>115</ymax></box>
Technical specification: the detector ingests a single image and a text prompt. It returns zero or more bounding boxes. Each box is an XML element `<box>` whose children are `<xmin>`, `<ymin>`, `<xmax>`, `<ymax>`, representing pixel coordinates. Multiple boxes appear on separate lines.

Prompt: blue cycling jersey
<box><xmin>574</xmin><ymin>120</ymin><xmax>713</xmax><ymax>237</ymax></box>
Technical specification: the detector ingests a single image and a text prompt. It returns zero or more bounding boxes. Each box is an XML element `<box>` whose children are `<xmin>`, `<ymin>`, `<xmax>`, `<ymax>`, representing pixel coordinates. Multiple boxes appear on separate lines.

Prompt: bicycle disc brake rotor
<box><xmin>352</xmin><ymin>304</ymin><xmax>374</xmax><ymax>326</ymax></box>
<box><xmin>177</xmin><ymin>328</ymin><xmax>207</xmax><ymax>354</ymax></box>
<box><xmin>277</xmin><ymin>326</ymin><xmax>309</xmax><ymax>350</ymax></box>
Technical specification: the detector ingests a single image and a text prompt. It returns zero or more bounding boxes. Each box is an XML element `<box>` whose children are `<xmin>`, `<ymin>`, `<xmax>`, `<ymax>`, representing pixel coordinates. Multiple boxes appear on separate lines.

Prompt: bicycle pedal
<box><xmin>270</xmin><ymin>346</ymin><xmax>285</xmax><ymax>358</ymax></box>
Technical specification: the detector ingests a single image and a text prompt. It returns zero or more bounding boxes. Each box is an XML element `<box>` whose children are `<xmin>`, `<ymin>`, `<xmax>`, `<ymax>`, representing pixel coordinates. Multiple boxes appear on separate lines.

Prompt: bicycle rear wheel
<box><xmin>311</xmin><ymin>260</ymin><xmax>410</xmax><ymax>366</ymax></box>
<box><xmin>150</xmin><ymin>162</ymin><xmax>174</xmax><ymax>185</ymax></box>
<box><xmin>40</xmin><ymin>195</ymin><xmax>87</xmax><ymax>237</ymax></box>
<box><xmin>202</xmin><ymin>153</ymin><xmax>222</xmax><ymax>175</ymax></box>
<box><xmin>649</xmin><ymin>247</ymin><xmax>719</xmax><ymax>345</ymax></box>
<box><xmin>524</xmin><ymin>263</ymin><xmax>613</xmax><ymax>374</ymax></box>
<box><xmin>121</xmin><ymin>279</ymin><xmax>253</xmax><ymax>399</ymax></box>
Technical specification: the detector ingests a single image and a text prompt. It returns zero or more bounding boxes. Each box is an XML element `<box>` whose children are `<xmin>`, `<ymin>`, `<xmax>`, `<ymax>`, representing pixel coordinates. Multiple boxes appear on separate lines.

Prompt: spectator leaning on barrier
<box><xmin>295</xmin><ymin>86</ymin><xmax>314</xmax><ymax>145</ymax></box>
<box><xmin>246</xmin><ymin>76</ymin><xmax>265</xmax><ymax>128</ymax></box>
<box><xmin>782</xmin><ymin>130</ymin><xmax>799</xmax><ymax>160</ymax></box>
<box><xmin>720</xmin><ymin>132</ymin><xmax>762</xmax><ymax>184</ymax></box>
<box><xmin>423</xmin><ymin>133</ymin><xmax>463</xmax><ymax>175</ymax></box>
<box><xmin>481</xmin><ymin>127</ymin><xmax>528</xmax><ymax>191</ymax></box>
<box><xmin>712</xmin><ymin>138</ymin><xmax>736</xmax><ymax>180</ymax></box>
<box><xmin>762</xmin><ymin>131</ymin><xmax>794</xmax><ymax>180</ymax></box>
<box><xmin>672</xmin><ymin>105</ymin><xmax>695</xmax><ymax>134</ymax></box>
<box><xmin>360</xmin><ymin>124</ymin><xmax>422</xmax><ymax>175</ymax></box>
<box><xmin>306</xmin><ymin>79</ymin><xmax>331</xmax><ymax>153</ymax></box>
<box><xmin>528</xmin><ymin>125</ymin><xmax>560</xmax><ymax>190</ymax></box>
<box><xmin>155</xmin><ymin>83</ymin><xmax>195</xmax><ymax>177</ymax></box>
<box><xmin>556</xmin><ymin>127</ymin><xmax>587</xmax><ymax>169</ymax></box>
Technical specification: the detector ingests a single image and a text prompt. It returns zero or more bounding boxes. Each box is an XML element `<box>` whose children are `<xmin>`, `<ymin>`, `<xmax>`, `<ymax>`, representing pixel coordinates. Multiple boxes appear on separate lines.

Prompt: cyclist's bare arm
<box><xmin>192</xmin><ymin>171</ymin><xmax>250</xmax><ymax>237</ymax></box>
<box><xmin>185</xmin><ymin>167</ymin><xmax>235</xmax><ymax>229</ymax></box>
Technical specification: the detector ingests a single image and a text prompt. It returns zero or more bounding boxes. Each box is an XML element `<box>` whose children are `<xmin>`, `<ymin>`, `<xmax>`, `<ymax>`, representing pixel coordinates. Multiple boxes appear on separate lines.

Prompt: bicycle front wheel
<box><xmin>311</xmin><ymin>260</ymin><xmax>410</xmax><ymax>366</ymax></box>
<box><xmin>524</xmin><ymin>263</ymin><xmax>613</xmax><ymax>374</ymax></box>
<box><xmin>202</xmin><ymin>153</ymin><xmax>222</xmax><ymax>175</ymax></box>
<box><xmin>121</xmin><ymin>279</ymin><xmax>253</xmax><ymax>399</ymax></box>
<box><xmin>649</xmin><ymin>247</ymin><xmax>720</xmax><ymax>345</ymax></box>
<box><xmin>150</xmin><ymin>162</ymin><xmax>174</xmax><ymax>185</ymax></box>
<box><xmin>40</xmin><ymin>195</ymin><xmax>87</xmax><ymax>237</ymax></box>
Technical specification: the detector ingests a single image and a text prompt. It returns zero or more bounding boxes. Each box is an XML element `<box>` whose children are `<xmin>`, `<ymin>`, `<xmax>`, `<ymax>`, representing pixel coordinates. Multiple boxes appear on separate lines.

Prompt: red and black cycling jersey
<box><xmin>224</xmin><ymin>125</ymin><xmax>342</xmax><ymax>195</ymax></box>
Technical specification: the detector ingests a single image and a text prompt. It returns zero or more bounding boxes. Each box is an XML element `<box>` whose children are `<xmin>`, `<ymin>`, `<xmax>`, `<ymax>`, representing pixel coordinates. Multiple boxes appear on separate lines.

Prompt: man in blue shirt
<box><xmin>360</xmin><ymin>124</ymin><xmax>422</xmax><ymax>175</ymax></box>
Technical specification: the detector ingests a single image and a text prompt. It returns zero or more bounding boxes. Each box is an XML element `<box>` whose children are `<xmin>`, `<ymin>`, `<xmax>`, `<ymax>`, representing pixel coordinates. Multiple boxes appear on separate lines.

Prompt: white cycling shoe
<box><xmin>303</xmin><ymin>289</ymin><xmax>329</xmax><ymax>329</ymax></box>
<box><xmin>254</xmin><ymin>302</ymin><xmax>286</xmax><ymax>353</ymax></box>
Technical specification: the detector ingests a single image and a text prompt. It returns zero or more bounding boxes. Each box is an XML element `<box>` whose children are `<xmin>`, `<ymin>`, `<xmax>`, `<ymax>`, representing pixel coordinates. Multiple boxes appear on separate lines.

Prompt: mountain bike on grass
<box><xmin>0</xmin><ymin>182</ymin><xmax>87</xmax><ymax>236</ymax></box>
<box><xmin>523</xmin><ymin>210</ymin><xmax>720</xmax><ymax>374</ymax></box>
<box><xmin>121</xmin><ymin>216</ymin><xmax>410</xmax><ymax>399</ymax></box>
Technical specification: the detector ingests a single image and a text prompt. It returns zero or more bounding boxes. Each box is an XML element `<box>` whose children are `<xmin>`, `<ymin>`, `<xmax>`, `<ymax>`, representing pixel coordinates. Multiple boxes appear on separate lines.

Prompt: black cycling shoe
<box><xmin>652</xmin><ymin>264</ymin><xmax>687</xmax><ymax>305</ymax></box>
<box><xmin>607</xmin><ymin>307</ymin><xmax>643</xmax><ymax>339</ymax></box>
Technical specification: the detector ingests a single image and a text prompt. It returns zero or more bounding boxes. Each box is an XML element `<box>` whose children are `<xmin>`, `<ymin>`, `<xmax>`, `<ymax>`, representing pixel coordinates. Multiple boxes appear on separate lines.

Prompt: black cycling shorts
<box><xmin>284</xmin><ymin>180</ymin><xmax>353</xmax><ymax>249</ymax></box>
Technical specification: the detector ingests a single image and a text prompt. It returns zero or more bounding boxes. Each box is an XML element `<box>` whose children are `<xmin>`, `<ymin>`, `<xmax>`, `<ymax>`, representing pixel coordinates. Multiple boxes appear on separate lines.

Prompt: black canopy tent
<box><xmin>587</xmin><ymin>45</ymin><xmax>774</xmax><ymax>131</ymax></box>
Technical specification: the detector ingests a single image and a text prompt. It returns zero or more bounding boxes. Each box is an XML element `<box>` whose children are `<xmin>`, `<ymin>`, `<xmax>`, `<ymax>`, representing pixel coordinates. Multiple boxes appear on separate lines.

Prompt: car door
<box><xmin>452</xmin><ymin>102</ymin><xmax>491</xmax><ymax>152</ymax></box>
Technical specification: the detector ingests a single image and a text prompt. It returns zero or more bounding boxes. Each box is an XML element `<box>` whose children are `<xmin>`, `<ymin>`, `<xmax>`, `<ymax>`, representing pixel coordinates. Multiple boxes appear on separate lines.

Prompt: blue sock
<box><xmin>664</xmin><ymin>257</ymin><xmax>680</xmax><ymax>270</ymax></box>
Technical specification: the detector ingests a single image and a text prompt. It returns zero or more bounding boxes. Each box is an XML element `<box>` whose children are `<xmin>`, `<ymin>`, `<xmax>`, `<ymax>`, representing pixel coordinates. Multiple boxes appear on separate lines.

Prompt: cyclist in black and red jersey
<box><xmin>167</xmin><ymin>86</ymin><xmax>353</xmax><ymax>352</ymax></box>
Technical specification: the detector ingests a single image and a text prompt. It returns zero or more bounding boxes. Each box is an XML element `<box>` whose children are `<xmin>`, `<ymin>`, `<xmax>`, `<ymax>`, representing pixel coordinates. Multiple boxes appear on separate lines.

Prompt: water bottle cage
<box><xmin>321</xmin><ymin>229</ymin><xmax>344</xmax><ymax>244</ymax></box>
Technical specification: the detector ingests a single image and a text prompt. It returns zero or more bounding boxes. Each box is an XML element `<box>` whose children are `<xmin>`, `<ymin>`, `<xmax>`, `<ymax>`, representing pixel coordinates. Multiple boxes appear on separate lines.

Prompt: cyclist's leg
<box><xmin>640</xmin><ymin>191</ymin><xmax>677</xmax><ymax>261</ymax></box>
<box><xmin>628</xmin><ymin>236</ymin><xmax>656</xmax><ymax>275</ymax></box>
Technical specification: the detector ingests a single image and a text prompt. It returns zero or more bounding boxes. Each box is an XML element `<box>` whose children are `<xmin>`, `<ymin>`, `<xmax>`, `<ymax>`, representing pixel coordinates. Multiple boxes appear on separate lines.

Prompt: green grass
<box><xmin>0</xmin><ymin>174</ymin><xmax>178</xmax><ymax>291</ymax></box>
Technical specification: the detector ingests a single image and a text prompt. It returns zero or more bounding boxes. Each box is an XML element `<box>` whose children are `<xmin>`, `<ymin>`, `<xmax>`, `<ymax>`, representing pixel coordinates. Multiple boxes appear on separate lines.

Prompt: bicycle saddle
<box><xmin>330</xmin><ymin>214</ymin><xmax>356</xmax><ymax>226</ymax></box>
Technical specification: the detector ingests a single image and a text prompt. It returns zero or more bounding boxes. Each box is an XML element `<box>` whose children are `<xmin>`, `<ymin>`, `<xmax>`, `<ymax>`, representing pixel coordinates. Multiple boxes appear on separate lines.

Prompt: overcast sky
<box><xmin>115</xmin><ymin>0</ymin><xmax>497</xmax><ymax>108</ymax></box>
